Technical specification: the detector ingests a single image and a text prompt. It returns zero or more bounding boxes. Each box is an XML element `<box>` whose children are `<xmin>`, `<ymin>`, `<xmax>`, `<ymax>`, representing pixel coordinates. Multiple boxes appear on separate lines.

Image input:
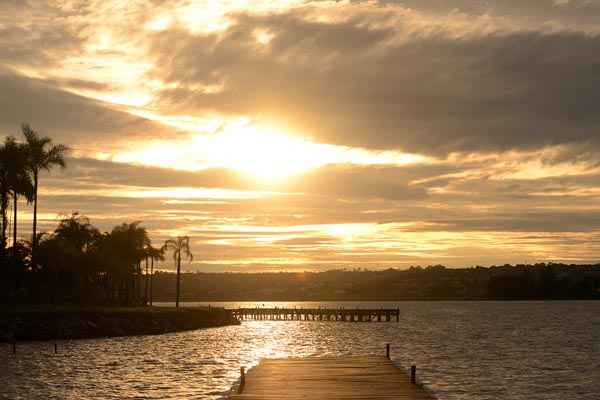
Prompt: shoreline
<box><xmin>0</xmin><ymin>306</ymin><xmax>240</xmax><ymax>342</ymax></box>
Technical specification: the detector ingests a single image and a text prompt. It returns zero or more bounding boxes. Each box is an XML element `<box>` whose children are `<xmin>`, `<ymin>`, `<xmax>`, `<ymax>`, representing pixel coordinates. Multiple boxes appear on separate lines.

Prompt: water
<box><xmin>1</xmin><ymin>301</ymin><xmax>599</xmax><ymax>400</ymax></box>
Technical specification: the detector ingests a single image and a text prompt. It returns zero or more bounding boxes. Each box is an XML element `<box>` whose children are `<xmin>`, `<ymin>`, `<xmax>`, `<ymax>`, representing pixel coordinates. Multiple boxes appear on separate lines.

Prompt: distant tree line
<box><xmin>149</xmin><ymin>264</ymin><xmax>600</xmax><ymax>301</ymax></box>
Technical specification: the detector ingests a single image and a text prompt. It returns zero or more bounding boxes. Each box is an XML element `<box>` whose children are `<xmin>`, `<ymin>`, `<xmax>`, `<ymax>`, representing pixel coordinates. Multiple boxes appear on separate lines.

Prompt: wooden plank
<box><xmin>229</xmin><ymin>356</ymin><xmax>435</xmax><ymax>400</ymax></box>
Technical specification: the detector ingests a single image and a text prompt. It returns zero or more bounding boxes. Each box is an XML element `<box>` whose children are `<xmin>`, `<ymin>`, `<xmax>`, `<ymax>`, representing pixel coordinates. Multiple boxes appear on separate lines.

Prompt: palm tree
<box><xmin>163</xmin><ymin>236</ymin><xmax>193</xmax><ymax>308</ymax></box>
<box><xmin>110</xmin><ymin>222</ymin><xmax>150</xmax><ymax>304</ymax></box>
<box><xmin>0</xmin><ymin>143</ymin><xmax>11</xmax><ymax>251</ymax></box>
<box><xmin>0</xmin><ymin>137</ymin><xmax>33</xmax><ymax>255</ymax></box>
<box><xmin>54</xmin><ymin>213</ymin><xmax>99</xmax><ymax>252</ymax></box>
<box><xmin>145</xmin><ymin>245</ymin><xmax>164</xmax><ymax>306</ymax></box>
<box><xmin>22</xmin><ymin>123</ymin><xmax>69</xmax><ymax>257</ymax></box>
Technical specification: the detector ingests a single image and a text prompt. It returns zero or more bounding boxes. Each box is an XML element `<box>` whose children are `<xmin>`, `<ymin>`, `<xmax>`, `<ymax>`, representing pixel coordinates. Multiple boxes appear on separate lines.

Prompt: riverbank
<box><xmin>0</xmin><ymin>306</ymin><xmax>239</xmax><ymax>342</ymax></box>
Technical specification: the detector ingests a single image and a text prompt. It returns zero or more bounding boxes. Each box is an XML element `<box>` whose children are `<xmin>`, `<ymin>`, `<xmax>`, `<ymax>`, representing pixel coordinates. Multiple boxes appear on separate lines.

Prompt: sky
<box><xmin>1</xmin><ymin>0</ymin><xmax>600</xmax><ymax>271</ymax></box>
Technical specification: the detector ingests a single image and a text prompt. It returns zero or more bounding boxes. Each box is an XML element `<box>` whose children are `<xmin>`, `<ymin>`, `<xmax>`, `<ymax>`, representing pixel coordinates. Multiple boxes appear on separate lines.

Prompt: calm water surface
<box><xmin>1</xmin><ymin>301</ymin><xmax>599</xmax><ymax>400</ymax></box>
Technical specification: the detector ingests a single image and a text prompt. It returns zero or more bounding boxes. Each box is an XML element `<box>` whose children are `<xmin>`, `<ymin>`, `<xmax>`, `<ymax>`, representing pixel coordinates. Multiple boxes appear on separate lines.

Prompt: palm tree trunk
<box><xmin>12</xmin><ymin>190</ymin><xmax>17</xmax><ymax>254</ymax></box>
<box><xmin>11</xmin><ymin>191</ymin><xmax>18</xmax><ymax>292</ymax></box>
<box><xmin>0</xmin><ymin>192</ymin><xmax>7</xmax><ymax>250</ymax></box>
<box><xmin>176</xmin><ymin>251</ymin><xmax>181</xmax><ymax>308</ymax></box>
<box><xmin>31</xmin><ymin>171</ymin><xmax>38</xmax><ymax>253</ymax></box>
<box><xmin>150</xmin><ymin>257</ymin><xmax>154</xmax><ymax>306</ymax></box>
<box><xmin>137</xmin><ymin>262</ymin><xmax>141</xmax><ymax>304</ymax></box>
<box><xmin>144</xmin><ymin>256</ymin><xmax>149</xmax><ymax>305</ymax></box>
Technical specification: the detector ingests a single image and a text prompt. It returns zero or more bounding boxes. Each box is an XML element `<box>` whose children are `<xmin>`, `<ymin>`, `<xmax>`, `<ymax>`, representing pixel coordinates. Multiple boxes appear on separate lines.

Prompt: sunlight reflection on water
<box><xmin>1</xmin><ymin>301</ymin><xmax>599</xmax><ymax>400</ymax></box>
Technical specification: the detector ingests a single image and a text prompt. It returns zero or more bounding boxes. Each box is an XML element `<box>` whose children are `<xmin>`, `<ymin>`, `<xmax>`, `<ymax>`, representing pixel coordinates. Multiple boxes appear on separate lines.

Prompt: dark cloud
<box><xmin>53</xmin><ymin>158</ymin><xmax>252</xmax><ymax>189</ymax></box>
<box><xmin>0</xmin><ymin>2</ymin><xmax>85</xmax><ymax>67</ymax></box>
<box><xmin>149</xmin><ymin>12</ymin><xmax>600</xmax><ymax>155</ymax></box>
<box><xmin>436</xmin><ymin>210</ymin><xmax>600</xmax><ymax>232</ymax></box>
<box><xmin>379</xmin><ymin>0</ymin><xmax>600</xmax><ymax>17</ymax></box>
<box><xmin>0</xmin><ymin>70</ymin><xmax>178</xmax><ymax>144</ymax></box>
<box><xmin>282</xmin><ymin>164</ymin><xmax>449</xmax><ymax>200</ymax></box>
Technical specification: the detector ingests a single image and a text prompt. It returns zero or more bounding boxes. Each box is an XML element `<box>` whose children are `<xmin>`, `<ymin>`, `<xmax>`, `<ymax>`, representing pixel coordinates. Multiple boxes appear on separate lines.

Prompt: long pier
<box><xmin>230</xmin><ymin>307</ymin><xmax>400</xmax><ymax>322</ymax></box>
<box><xmin>230</xmin><ymin>354</ymin><xmax>434</xmax><ymax>399</ymax></box>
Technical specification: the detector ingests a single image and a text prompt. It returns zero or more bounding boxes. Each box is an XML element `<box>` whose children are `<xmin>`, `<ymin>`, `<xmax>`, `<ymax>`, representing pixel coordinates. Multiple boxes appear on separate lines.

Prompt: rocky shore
<box><xmin>0</xmin><ymin>306</ymin><xmax>240</xmax><ymax>342</ymax></box>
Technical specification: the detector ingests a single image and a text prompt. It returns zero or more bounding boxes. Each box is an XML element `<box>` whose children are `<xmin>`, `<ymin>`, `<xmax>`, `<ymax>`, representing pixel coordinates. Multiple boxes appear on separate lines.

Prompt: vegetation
<box><xmin>163</xmin><ymin>236</ymin><xmax>193</xmax><ymax>308</ymax></box>
<box><xmin>0</xmin><ymin>124</ymin><xmax>192</xmax><ymax>307</ymax></box>
<box><xmin>0</xmin><ymin>124</ymin><xmax>66</xmax><ymax>262</ymax></box>
<box><xmin>0</xmin><ymin>212</ymin><xmax>164</xmax><ymax>305</ymax></box>
<box><xmin>22</xmin><ymin>123</ymin><xmax>68</xmax><ymax>261</ymax></box>
<box><xmin>145</xmin><ymin>245</ymin><xmax>165</xmax><ymax>306</ymax></box>
<box><xmin>0</xmin><ymin>135</ymin><xmax>33</xmax><ymax>255</ymax></box>
<box><xmin>149</xmin><ymin>264</ymin><xmax>600</xmax><ymax>301</ymax></box>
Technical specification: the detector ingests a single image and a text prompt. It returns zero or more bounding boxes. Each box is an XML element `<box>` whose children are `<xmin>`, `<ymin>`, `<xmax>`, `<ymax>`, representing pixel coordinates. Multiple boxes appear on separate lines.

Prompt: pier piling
<box><xmin>239</xmin><ymin>366</ymin><xmax>245</xmax><ymax>393</ymax></box>
<box><xmin>411</xmin><ymin>365</ymin><xmax>417</xmax><ymax>384</ymax></box>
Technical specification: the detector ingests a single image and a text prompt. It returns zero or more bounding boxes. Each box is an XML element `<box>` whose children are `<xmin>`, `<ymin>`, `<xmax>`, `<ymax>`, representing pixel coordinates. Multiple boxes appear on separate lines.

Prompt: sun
<box><xmin>109</xmin><ymin>119</ymin><xmax>428</xmax><ymax>184</ymax></box>
<box><xmin>203</xmin><ymin>124</ymin><xmax>329</xmax><ymax>181</ymax></box>
<box><xmin>111</xmin><ymin>122</ymin><xmax>327</xmax><ymax>182</ymax></box>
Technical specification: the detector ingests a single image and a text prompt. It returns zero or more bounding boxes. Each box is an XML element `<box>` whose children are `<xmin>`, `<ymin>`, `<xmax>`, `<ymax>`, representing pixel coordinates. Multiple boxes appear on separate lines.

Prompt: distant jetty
<box><xmin>232</xmin><ymin>307</ymin><xmax>401</xmax><ymax>322</ymax></box>
<box><xmin>0</xmin><ymin>306</ymin><xmax>239</xmax><ymax>342</ymax></box>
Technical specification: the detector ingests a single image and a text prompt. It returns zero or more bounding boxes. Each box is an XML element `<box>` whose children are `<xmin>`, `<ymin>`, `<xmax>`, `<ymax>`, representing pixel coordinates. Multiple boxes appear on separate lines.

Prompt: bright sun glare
<box><xmin>201</xmin><ymin>125</ymin><xmax>330</xmax><ymax>181</ymax></box>
<box><xmin>109</xmin><ymin>121</ymin><xmax>427</xmax><ymax>183</ymax></box>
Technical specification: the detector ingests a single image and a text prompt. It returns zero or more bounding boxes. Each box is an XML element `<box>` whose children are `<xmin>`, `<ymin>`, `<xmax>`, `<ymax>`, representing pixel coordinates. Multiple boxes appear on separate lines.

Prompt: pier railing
<box><xmin>230</xmin><ymin>307</ymin><xmax>400</xmax><ymax>322</ymax></box>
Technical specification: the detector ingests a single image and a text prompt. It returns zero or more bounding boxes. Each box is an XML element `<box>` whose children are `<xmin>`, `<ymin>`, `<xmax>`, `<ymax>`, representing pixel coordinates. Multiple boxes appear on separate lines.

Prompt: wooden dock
<box><xmin>229</xmin><ymin>355</ymin><xmax>434</xmax><ymax>400</ymax></box>
<box><xmin>231</xmin><ymin>307</ymin><xmax>400</xmax><ymax>322</ymax></box>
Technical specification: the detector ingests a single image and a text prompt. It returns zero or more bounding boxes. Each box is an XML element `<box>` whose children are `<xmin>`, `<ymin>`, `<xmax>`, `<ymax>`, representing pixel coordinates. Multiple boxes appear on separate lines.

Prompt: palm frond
<box><xmin>163</xmin><ymin>236</ymin><xmax>194</xmax><ymax>263</ymax></box>
<box><xmin>44</xmin><ymin>144</ymin><xmax>69</xmax><ymax>170</ymax></box>
<box><xmin>181</xmin><ymin>237</ymin><xmax>194</xmax><ymax>262</ymax></box>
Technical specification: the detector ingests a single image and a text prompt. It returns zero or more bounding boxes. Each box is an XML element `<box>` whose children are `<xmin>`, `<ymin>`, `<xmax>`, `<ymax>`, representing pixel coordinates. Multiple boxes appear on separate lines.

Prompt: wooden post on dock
<box><xmin>12</xmin><ymin>341</ymin><xmax>16</xmax><ymax>354</ymax></box>
<box><xmin>410</xmin><ymin>365</ymin><xmax>417</xmax><ymax>384</ymax></box>
<box><xmin>386</xmin><ymin>343</ymin><xmax>390</xmax><ymax>359</ymax></box>
<box><xmin>54</xmin><ymin>343</ymin><xmax>58</xmax><ymax>354</ymax></box>
<box><xmin>239</xmin><ymin>366</ymin><xmax>245</xmax><ymax>393</ymax></box>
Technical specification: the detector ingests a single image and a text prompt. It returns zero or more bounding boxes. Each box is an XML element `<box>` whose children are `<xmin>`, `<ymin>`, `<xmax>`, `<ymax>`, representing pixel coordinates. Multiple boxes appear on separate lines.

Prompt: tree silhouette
<box><xmin>110</xmin><ymin>222</ymin><xmax>151</xmax><ymax>304</ymax></box>
<box><xmin>22</xmin><ymin>123</ymin><xmax>68</xmax><ymax>261</ymax></box>
<box><xmin>0</xmin><ymin>137</ymin><xmax>33</xmax><ymax>256</ymax></box>
<box><xmin>0</xmin><ymin>209</ymin><xmax>172</xmax><ymax>305</ymax></box>
<box><xmin>54</xmin><ymin>213</ymin><xmax>99</xmax><ymax>252</ymax></box>
<box><xmin>163</xmin><ymin>236</ymin><xmax>193</xmax><ymax>308</ymax></box>
<box><xmin>145</xmin><ymin>244</ymin><xmax>165</xmax><ymax>306</ymax></box>
<box><xmin>0</xmin><ymin>143</ymin><xmax>10</xmax><ymax>251</ymax></box>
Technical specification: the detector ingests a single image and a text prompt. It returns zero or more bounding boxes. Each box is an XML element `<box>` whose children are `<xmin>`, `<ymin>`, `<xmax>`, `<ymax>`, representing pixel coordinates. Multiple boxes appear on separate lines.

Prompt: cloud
<box><xmin>53</xmin><ymin>157</ymin><xmax>252</xmax><ymax>189</ymax></box>
<box><xmin>34</xmin><ymin>153</ymin><xmax>600</xmax><ymax>231</ymax></box>
<box><xmin>0</xmin><ymin>70</ymin><xmax>180</xmax><ymax>148</ymax></box>
<box><xmin>148</xmin><ymin>10</ymin><xmax>600</xmax><ymax>155</ymax></box>
<box><xmin>0</xmin><ymin>1</ymin><xmax>85</xmax><ymax>68</ymax></box>
<box><xmin>18</xmin><ymin>152</ymin><xmax>600</xmax><ymax>271</ymax></box>
<box><xmin>3</xmin><ymin>1</ymin><xmax>600</xmax><ymax>270</ymax></box>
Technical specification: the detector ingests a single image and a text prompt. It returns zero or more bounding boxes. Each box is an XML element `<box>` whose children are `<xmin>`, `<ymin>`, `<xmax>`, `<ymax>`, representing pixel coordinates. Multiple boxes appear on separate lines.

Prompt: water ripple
<box><xmin>1</xmin><ymin>301</ymin><xmax>598</xmax><ymax>400</ymax></box>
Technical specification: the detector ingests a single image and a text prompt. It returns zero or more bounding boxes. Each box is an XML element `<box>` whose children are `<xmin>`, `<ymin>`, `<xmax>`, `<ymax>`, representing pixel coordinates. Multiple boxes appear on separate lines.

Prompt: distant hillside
<box><xmin>152</xmin><ymin>263</ymin><xmax>600</xmax><ymax>301</ymax></box>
